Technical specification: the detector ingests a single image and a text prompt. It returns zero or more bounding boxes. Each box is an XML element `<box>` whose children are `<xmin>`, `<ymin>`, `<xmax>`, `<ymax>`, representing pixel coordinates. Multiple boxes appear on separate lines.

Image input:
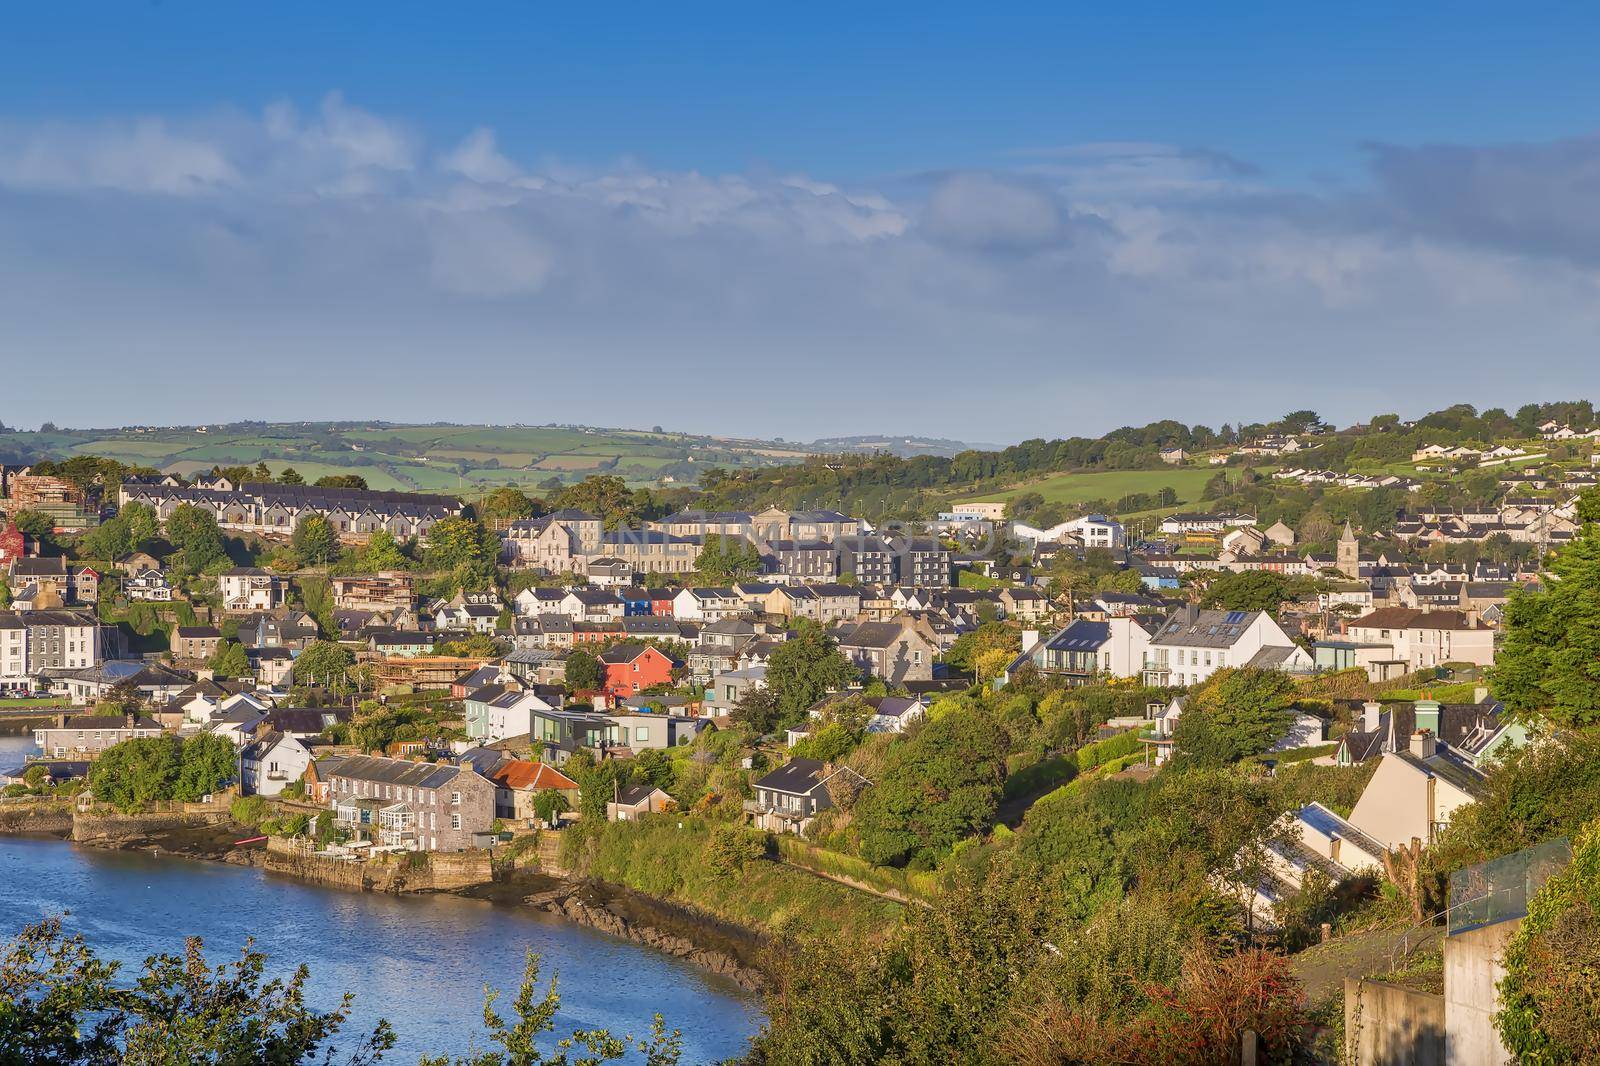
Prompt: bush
<box><xmin>230</xmin><ymin>795</ymin><xmax>271</xmax><ymax>827</ymax></box>
<box><xmin>1496</xmin><ymin>820</ymin><xmax>1600</xmax><ymax>1061</ymax></box>
<box><xmin>705</xmin><ymin>823</ymin><xmax>767</xmax><ymax>876</ymax></box>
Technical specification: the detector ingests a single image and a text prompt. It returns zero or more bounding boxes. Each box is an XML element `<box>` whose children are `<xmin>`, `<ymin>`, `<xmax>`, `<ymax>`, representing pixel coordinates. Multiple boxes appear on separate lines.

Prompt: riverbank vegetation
<box><xmin>0</xmin><ymin>917</ymin><xmax>683</xmax><ymax>1066</ymax></box>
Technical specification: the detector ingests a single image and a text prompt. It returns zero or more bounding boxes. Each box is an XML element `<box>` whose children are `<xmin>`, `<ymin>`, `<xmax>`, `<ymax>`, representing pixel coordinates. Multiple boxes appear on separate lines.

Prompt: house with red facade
<box><xmin>599</xmin><ymin>643</ymin><xmax>681</xmax><ymax>698</ymax></box>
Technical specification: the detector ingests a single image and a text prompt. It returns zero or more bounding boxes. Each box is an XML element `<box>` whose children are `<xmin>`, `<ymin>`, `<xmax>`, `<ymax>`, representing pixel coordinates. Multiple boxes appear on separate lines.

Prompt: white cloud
<box><xmin>5</xmin><ymin>95</ymin><xmax>1600</xmax><ymax>436</ymax></box>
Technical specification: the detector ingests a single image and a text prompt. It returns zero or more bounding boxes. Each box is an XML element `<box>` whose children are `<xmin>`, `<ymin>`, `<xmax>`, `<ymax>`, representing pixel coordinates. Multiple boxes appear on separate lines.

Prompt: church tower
<box><xmin>1337</xmin><ymin>520</ymin><xmax>1360</xmax><ymax>579</ymax></box>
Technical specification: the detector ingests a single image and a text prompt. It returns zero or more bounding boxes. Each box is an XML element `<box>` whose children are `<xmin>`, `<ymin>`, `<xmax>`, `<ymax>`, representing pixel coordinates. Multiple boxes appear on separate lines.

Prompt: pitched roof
<box><xmin>754</xmin><ymin>757</ymin><xmax>831</xmax><ymax>795</ymax></box>
<box><xmin>1351</xmin><ymin>607</ymin><xmax>1485</xmax><ymax>631</ymax></box>
<box><xmin>329</xmin><ymin>754</ymin><xmax>463</xmax><ymax>789</ymax></box>
<box><xmin>487</xmin><ymin>759</ymin><xmax>579</xmax><ymax>792</ymax></box>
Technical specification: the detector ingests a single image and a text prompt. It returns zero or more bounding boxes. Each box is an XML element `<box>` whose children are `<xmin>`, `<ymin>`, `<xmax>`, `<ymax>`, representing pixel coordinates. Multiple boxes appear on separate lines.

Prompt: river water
<box><xmin>0</xmin><ymin>736</ymin><xmax>762</xmax><ymax>1063</ymax></box>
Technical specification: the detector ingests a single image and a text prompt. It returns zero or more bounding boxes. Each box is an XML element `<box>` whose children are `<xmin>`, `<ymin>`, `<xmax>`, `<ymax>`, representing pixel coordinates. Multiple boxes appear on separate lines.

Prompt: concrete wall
<box><xmin>1344</xmin><ymin>977</ymin><xmax>1445</xmax><ymax>1066</ymax></box>
<box><xmin>1444</xmin><ymin>921</ymin><xmax>1518</xmax><ymax>1066</ymax></box>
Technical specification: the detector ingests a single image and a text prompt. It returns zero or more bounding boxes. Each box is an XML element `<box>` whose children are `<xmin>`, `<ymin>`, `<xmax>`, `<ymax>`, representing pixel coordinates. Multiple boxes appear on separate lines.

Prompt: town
<box><xmin>1</xmin><ymin>401</ymin><xmax>1598</xmax><ymax>1063</ymax></box>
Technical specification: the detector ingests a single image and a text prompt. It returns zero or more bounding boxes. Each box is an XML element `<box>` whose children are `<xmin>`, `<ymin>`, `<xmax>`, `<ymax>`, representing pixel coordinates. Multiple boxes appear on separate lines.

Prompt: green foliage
<box><xmin>1198</xmin><ymin>570</ymin><xmax>1317</xmax><ymax>613</ymax></box>
<box><xmin>1172</xmin><ymin>667</ymin><xmax>1297</xmax><ymax>767</ymax></box>
<box><xmin>533</xmin><ymin>789</ymin><xmax>569</xmax><ymax>824</ymax></box>
<box><xmin>173</xmin><ymin>734</ymin><xmax>237</xmax><ymax>802</ymax></box>
<box><xmin>229</xmin><ymin>794</ymin><xmax>271</xmax><ymax>827</ymax></box>
<box><xmin>1492</xmin><ymin>524</ymin><xmax>1600</xmax><ymax>727</ymax></box>
<box><xmin>421</xmin><ymin>516</ymin><xmax>499</xmax><ymax>588</ymax></box>
<box><xmin>555</xmin><ymin>475</ymin><xmax>638</xmax><ymax>529</ymax></box>
<box><xmin>0</xmin><ymin>918</ymin><xmax>396</xmax><ymax>1066</ymax></box>
<box><xmin>705</xmin><ymin>823</ymin><xmax>767</xmax><ymax>875</ymax></box>
<box><xmin>1497</xmin><ymin>819</ymin><xmax>1600</xmax><ymax>1062</ymax></box>
<box><xmin>207</xmin><ymin>639</ymin><xmax>250</xmax><ymax>680</ymax></box>
<box><xmin>855</xmin><ymin>706</ymin><xmax>1010</xmax><ymax>866</ymax></box>
<box><xmin>560</xmin><ymin>818</ymin><xmax>900</xmax><ymax>940</ymax></box>
<box><xmin>694</xmin><ymin>533</ymin><xmax>762</xmax><ymax>583</ymax></box>
<box><xmin>164</xmin><ymin>503</ymin><xmax>228</xmax><ymax>573</ymax></box>
<box><xmin>10</xmin><ymin>510</ymin><xmax>55</xmax><ymax>540</ymax></box>
<box><xmin>763</xmin><ymin>624</ymin><xmax>858</xmax><ymax>731</ymax></box>
<box><xmin>293</xmin><ymin>640</ymin><xmax>356</xmax><ymax>692</ymax></box>
<box><xmin>353</xmin><ymin>528</ymin><xmax>410</xmax><ymax>571</ymax></box>
<box><xmin>290</xmin><ymin>514</ymin><xmax>340</xmax><ymax>566</ymax></box>
<box><xmin>564</xmin><ymin>649</ymin><xmax>604</xmax><ymax>692</ymax></box>
<box><xmin>87</xmin><ymin>736</ymin><xmax>181</xmax><ymax>811</ymax></box>
<box><xmin>80</xmin><ymin>501</ymin><xmax>158</xmax><ymax>560</ymax></box>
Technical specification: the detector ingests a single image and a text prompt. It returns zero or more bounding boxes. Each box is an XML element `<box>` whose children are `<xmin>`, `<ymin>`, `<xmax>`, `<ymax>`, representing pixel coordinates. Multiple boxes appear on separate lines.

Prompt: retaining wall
<box><xmin>1344</xmin><ymin>977</ymin><xmax>1446</xmax><ymax>1066</ymax></box>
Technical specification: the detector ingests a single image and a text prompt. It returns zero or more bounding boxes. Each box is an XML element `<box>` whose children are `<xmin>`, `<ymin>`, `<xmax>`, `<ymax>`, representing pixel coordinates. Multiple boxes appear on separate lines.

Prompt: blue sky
<box><xmin>5</xmin><ymin>3</ymin><xmax>1600</xmax><ymax>441</ymax></box>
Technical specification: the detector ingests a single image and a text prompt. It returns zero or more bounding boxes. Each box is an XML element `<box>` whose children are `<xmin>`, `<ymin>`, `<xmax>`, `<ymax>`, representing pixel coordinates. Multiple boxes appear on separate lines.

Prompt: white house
<box><xmin>218</xmin><ymin>568</ymin><xmax>286</xmax><ymax>612</ymax></box>
<box><xmin>1142</xmin><ymin>606</ymin><xmax>1300</xmax><ymax>687</ymax></box>
<box><xmin>240</xmin><ymin>732</ymin><xmax>317</xmax><ymax>797</ymax></box>
<box><xmin>1012</xmin><ymin>616</ymin><xmax>1152</xmax><ymax>684</ymax></box>
<box><xmin>1345</xmin><ymin>608</ymin><xmax>1496</xmax><ymax>671</ymax></box>
<box><xmin>1012</xmin><ymin>514</ymin><xmax>1125</xmax><ymax>549</ymax></box>
<box><xmin>1347</xmin><ymin>731</ymin><xmax>1485</xmax><ymax>848</ymax></box>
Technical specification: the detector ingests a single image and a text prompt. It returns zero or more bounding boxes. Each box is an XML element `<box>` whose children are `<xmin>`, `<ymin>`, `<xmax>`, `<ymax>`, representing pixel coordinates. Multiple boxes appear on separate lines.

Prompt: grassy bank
<box><xmin>560</xmin><ymin>819</ymin><xmax>904</xmax><ymax>941</ymax></box>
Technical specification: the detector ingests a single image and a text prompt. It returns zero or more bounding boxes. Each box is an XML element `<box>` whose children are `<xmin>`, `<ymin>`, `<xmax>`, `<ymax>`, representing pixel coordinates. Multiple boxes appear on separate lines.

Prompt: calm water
<box><xmin>0</xmin><ymin>737</ymin><xmax>761</xmax><ymax>1064</ymax></box>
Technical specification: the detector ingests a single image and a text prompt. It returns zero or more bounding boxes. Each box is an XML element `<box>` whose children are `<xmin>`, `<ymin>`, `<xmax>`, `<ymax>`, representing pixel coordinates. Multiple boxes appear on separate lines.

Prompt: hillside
<box><xmin>0</xmin><ymin>422</ymin><xmax>819</xmax><ymax>492</ymax></box>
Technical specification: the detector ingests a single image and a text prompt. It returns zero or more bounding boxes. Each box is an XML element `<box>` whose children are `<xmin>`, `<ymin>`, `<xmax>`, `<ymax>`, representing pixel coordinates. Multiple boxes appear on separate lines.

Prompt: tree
<box><xmin>0</xmin><ymin>580</ymin><xmax>9</xmax><ymax>610</ymax></box>
<box><xmin>477</xmin><ymin>487</ymin><xmax>536</xmax><ymax>528</ymax></box>
<box><xmin>565</xmin><ymin>649</ymin><xmax>604</xmax><ymax>692</ymax></box>
<box><xmin>164</xmin><ymin>503</ymin><xmax>227</xmax><ymax>573</ymax></box>
<box><xmin>1199</xmin><ymin>570</ymin><xmax>1292</xmax><ymax>613</ymax></box>
<box><xmin>278</xmin><ymin>467</ymin><xmax>304</xmax><ymax>485</ymax></box>
<box><xmin>422</xmin><ymin>516</ymin><xmax>498</xmax><ymax>573</ymax></box>
<box><xmin>556</xmin><ymin>475</ymin><xmax>638</xmax><ymax>528</ymax></box>
<box><xmin>0</xmin><ymin>919</ymin><xmax>396</xmax><ymax>1065</ymax></box>
<box><xmin>695</xmin><ymin>534</ymin><xmax>762</xmax><ymax>583</ymax></box>
<box><xmin>1493</xmin><ymin>515</ymin><xmax>1600</xmax><ymax>727</ymax></box>
<box><xmin>291</xmin><ymin>514</ymin><xmax>340</xmax><ymax>566</ymax></box>
<box><xmin>1172</xmin><ymin>668</ymin><xmax>1297</xmax><ymax>767</ymax></box>
<box><xmin>314</xmin><ymin>474</ymin><xmax>368</xmax><ymax>489</ymax></box>
<box><xmin>294</xmin><ymin>640</ymin><xmax>356</xmax><ymax>693</ymax></box>
<box><xmin>763</xmin><ymin>625</ymin><xmax>858</xmax><ymax>730</ymax></box>
<box><xmin>87</xmin><ymin>736</ymin><xmax>183</xmax><ymax>810</ymax></box>
<box><xmin>357</xmin><ymin>529</ymin><xmax>410</xmax><ymax>571</ymax></box>
<box><xmin>855</xmin><ymin>705</ymin><xmax>1010</xmax><ymax>866</ymax></box>
<box><xmin>729</xmin><ymin>686</ymin><xmax>782</xmax><ymax>735</ymax></box>
<box><xmin>208</xmin><ymin>640</ymin><xmax>251</xmax><ymax>680</ymax></box>
<box><xmin>10</xmin><ymin>510</ymin><xmax>54</xmax><ymax>540</ymax></box>
<box><xmin>174</xmin><ymin>734</ymin><xmax>238</xmax><ymax>801</ymax></box>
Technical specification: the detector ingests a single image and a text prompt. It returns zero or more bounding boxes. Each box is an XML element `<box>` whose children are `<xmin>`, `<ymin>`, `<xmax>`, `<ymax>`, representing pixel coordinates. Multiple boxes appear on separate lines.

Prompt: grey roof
<box><xmin>1149</xmin><ymin>608</ymin><xmax>1263</xmax><ymax>648</ymax></box>
<box><xmin>1043</xmin><ymin>619</ymin><xmax>1111</xmax><ymax>652</ymax></box>
<box><xmin>1395</xmin><ymin>748</ymin><xmax>1487</xmax><ymax>797</ymax></box>
<box><xmin>754</xmin><ymin>757</ymin><xmax>830</xmax><ymax>796</ymax></box>
<box><xmin>329</xmin><ymin>754</ymin><xmax>463</xmax><ymax>790</ymax></box>
<box><xmin>833</xmin><ymin>621</ymin><xmax>906</xmax><ymax>649</ymax></box>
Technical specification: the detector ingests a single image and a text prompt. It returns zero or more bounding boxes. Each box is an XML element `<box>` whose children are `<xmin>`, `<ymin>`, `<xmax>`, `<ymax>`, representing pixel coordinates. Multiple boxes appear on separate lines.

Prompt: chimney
<box><xmin>1361</xmin><ymin>701</ymin><xmax>1381</xmax><ymax>733</ymax></box>
<box><xmin>1021</xmin><ymin>629</ymin><xmax>1041</xmax><ymax>655</ymax></box>
<box><xmin>1473</xmin><ymin>685</ymin><xmax>1489</xmax><ymax>704</ymax></box>
<box><xmin>1185</xmin><ymin>603</ymin><xmax>1200</xmax><ymax>626</ymax></box>
<box><xmin>1409</xmin><ymin>730</ymin><xmax>1436</xmax><ymax>759</ymax></box>
<box><xmin>125</xmin><ymin>712</ymin><xmax>136</xmax><ymax>728</ymax></box>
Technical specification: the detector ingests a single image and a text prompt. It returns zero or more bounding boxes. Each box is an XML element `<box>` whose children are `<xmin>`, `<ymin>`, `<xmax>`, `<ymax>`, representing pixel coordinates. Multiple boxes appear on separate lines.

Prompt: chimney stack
<box><xmin>1473</xmin><ymin>685</ymin><xmax>1489</xmax><ymax>704</ymax></box>
<box><xmin>1409</xmin><ymin>730</ymin><xmax>1436</xmax><ymax>759</ymax></box>
<box><xmin>1021</xmin><ymin>629</ymin><xmax>1041</xmax><ymax>655</ymax></box>
<box><xmin>1362</xmin><ymin>701</ymin><xmax>1381</xmax><ymax>733</ymax></box>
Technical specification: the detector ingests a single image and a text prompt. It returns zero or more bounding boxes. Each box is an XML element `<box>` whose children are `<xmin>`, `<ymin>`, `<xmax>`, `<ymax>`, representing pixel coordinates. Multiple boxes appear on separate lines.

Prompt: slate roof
<box><xmin>1149</xmin><ymin>608</ymin><xmax>1264</xmax><ymax>648</ymax></box>
<box><xmin>754</xmin><ymin>757</ymin><xmax>830</xmax><ymax>796</ymax></box>
<box><xmin>328</xmin><ymin>754</ymin><xmax>463</xmax><ymax>789</ymax></box>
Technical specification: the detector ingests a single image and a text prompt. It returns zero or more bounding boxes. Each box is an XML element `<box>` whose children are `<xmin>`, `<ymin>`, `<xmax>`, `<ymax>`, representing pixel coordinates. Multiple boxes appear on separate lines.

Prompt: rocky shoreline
<box><xmin>5</xmin><ymin>815</ymin><xmax>767</xmax><ymax>991</ymax></box>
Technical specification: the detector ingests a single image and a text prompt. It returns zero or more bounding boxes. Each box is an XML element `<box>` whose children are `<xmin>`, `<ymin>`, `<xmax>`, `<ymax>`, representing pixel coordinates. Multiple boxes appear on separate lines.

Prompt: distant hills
<box><xmin>0</xmin><ymin>421</ymin><xmax>1000</xmax><ymax>492</ymax></box>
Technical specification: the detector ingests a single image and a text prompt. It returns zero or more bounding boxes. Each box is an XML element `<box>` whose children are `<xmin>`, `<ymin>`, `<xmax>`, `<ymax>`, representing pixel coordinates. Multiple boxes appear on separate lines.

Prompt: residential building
<box><xmin>607</xmin><ymin>783</ymin><xmax>675</xmax><ymax>822</ymax></box>
<box><xmin>122</xmin><ymin>567</ymin><xmax>175</xmax><ymax>602</ymax></box>
<box><xmin>119</xmin><ymin>482</ymin><xmax>463</xmax><ymax>543</ymax></box>
<box><xmin>598</xmin><ymin>644</ymin><xmax>681</xmax><ymax>699</ymax></box>
<box><xmin>327</xmin><ymin>754</ymin><xmax>496</xmax><ymax>852</ymax></box>
<box><xmin>762</xmin><ymin>539</ymin><xmax>838</xmax><ymax>583</ymax></box>
<box><xmin>1013</xmin><ymin>616</ymin><xmax>1152</xmax><ymax>684</ymax></box>
<box><xmin>34</xmin><ymin>713</ymin><xmax>162</xmax><ymax>758</ymax></box>
<box><xmin>833</xmin><ymin>617</ymin><xmax>937</xmax><ymax>684</ymax></box>
<box><xmin>171</xmin><ymin>625</ymin><xmax>222</xmax><ymax>661</ymax></box>
<box><xmin>330</xmin><ymin>572</ymin><xmax>415</xmax><ymax>612</ymax></box>
<box><xmin>1344</xmin><ymin>608</ymin><xmax>1496</xmax><ymax>671</ymax></box>
<box><xmin>745</xmin><ymin>758</ymin><xmax>862</xmax><ymax>835</ymax></box>
<box><xmin>240</xmin><ymin>731</ymin><xmax>321</xmax><ymax>797</ymax></box>
<box><xmin>218</xmin><ymin>568</ymin><xmax>287</xmax><ymax>613</ymax></box>
<box><xmin>1141</xmin><ymin>605</ymin><xmax>1300</xmax><ymax>687</ymax></box>
<box><xmin>484</xmin><ymin>759</ymin><xmax>580</xmax><ymax>823</ymax></box>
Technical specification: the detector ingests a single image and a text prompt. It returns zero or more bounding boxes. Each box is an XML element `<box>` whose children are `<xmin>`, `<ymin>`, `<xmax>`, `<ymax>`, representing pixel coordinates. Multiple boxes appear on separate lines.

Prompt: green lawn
<box><xmin>965</xmin><ymin>467</ymin><xmax>1220</xmax><ymax>510</ymax></box>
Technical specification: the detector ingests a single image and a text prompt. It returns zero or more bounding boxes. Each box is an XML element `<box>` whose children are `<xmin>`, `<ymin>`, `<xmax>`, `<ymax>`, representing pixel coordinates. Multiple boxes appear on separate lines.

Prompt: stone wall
<box><xmin>71</xmin><ymin>807</ymin><xmax>229</xmax><ymax>844</ymax></box>
<box><xmin>263</xmin><ymin>836</ymin><xmax>492</xmax><ymax>894</ymax></box>
<box><xmin>1344</xmin><ymin>977</ymin><xmax>1446</xmax><ymax>1066</ymax></box>
<box><xmin>0</xmin><ymin>800</ymin><xmax>73</xmax><ymax>836</ymax></box>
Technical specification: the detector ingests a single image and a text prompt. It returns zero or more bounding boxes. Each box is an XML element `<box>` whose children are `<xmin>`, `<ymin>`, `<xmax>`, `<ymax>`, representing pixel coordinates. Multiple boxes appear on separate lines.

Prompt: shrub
<box><xmin>230</xmin><ymin>795</ymin><xmax>271</xmax><ymax>827</ymax></box>
<box><xmin>705</xmin><ymin>823</ymin><xmax>766</xmax><ymax>876</ymax></box>
<box><xmin>1497</xmin><ymin>820</ymin><xmax>1600</xmax><ymax>1061</ymax></box>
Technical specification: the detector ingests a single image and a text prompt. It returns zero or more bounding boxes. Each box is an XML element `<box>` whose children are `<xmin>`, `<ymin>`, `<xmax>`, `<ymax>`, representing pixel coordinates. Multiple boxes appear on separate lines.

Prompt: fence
<box><xmin>1447</xmin><ymin>836</ymin><xmax>1572</xmax><ymax>936</ymax></box>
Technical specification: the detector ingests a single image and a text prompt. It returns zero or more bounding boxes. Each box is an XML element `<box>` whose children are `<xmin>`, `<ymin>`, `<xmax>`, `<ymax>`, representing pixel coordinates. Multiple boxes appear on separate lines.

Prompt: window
<box><xmin>450</xmin><ymin>814</ymin><xmax>461</xmax><ymax>831</ymax></box>
<box><xmin>636</xmin><ymin>726</ymin><xmax>649</xmax><ymax>743</ymax></box>
<box><xmin>451</xmin><ymin>791</ymin><xmax>461</xmax><ymax>805</ymax></box>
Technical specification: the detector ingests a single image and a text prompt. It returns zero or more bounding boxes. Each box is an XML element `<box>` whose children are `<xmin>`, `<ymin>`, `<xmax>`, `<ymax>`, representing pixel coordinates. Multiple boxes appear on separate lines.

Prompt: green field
<box><xmin>10</xmin><ymin>422</ymin><xmax>814</xmax><ymax>491</ymax></box>
<box><xmin>965</xmin><ymin>467</ymin><xmax>1220</xmax><ymax>511</ymax></box>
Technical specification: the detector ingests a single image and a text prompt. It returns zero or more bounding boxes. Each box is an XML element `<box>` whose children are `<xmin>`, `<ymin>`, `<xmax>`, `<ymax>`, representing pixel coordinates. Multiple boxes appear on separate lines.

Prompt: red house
<box><xmin>0</xmin><ymin>522</ymin><xmax>25</xmax><ymax>566</ymax></box>
<box><xmin>648</xmin><ymin>589</ymin><xmax>677</xmax><ymax>617</ymax></box>
<box><xmin>598</xmin><ymin>643</ymin><xmax>681</xmax><ymax>699</ymax></box>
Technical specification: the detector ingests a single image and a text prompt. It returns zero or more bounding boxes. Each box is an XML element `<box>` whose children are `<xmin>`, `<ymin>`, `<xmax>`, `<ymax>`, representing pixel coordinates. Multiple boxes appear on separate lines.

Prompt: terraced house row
<box><xmin>117</xmin><ymin>481</ymin><xmax>464</xmax><ymax>541</ymax></box>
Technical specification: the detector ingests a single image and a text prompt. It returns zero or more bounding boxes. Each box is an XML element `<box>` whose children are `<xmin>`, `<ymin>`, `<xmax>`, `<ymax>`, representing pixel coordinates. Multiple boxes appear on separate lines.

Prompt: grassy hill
<box><xmin>1</xmin><ymin>422</ymin><xmax>821</xmax><ymax>492</ymax></box>
<box><xmin>963</xmin><ymin>466</ymin><xmax>1221</xmax><ymax>514</ymax></box>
